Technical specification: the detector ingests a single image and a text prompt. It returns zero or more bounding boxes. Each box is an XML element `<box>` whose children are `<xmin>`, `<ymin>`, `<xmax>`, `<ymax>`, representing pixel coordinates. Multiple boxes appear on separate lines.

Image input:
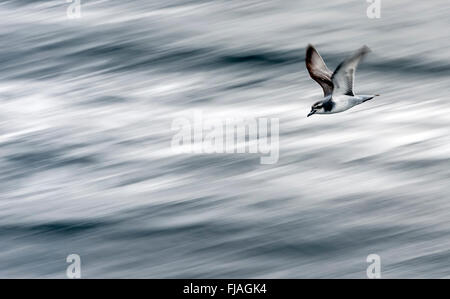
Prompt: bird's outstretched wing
<box><xmin>331</xmin><ymin>46</ymin><xmax>370</xmax><ymax>96</ymax></box>
<box><xmin>305</xmin><ymin>44</ymin><xmax>333</xmax><ymax>97</ymax></box>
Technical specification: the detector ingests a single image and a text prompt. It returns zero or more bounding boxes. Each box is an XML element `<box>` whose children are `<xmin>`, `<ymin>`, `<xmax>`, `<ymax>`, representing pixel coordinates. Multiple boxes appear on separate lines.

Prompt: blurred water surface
<box><xmin>0</xmin><ymin>0</ymin><xmax>449</xmax><ymax>278</ymax></box>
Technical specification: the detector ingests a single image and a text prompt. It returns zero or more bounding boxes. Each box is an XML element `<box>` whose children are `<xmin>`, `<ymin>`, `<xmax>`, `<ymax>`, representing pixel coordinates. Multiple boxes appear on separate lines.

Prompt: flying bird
<box><xmin>305</xmin><ymin>44</ymin><xmax>379</xmax><ymax>117</ymax></box>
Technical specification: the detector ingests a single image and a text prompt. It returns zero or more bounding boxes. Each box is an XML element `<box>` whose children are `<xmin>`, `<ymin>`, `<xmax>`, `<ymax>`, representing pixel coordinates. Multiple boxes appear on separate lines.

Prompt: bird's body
<box><xmin>305</xmin><ymin>44</ymin><xmax>379</xmax><ymax>117</ymax></box>
<box><xmin>314</xmin><ymin>94</ymin><xmax>375</xmax><ymax>115</ymax></box>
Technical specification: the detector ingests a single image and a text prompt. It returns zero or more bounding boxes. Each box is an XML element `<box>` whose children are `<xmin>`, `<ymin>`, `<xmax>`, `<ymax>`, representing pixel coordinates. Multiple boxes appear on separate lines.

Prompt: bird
<box><xmin>305</xmin><ymin>44</ymin><xmax>379</xmax><ymax>117</ymax></box>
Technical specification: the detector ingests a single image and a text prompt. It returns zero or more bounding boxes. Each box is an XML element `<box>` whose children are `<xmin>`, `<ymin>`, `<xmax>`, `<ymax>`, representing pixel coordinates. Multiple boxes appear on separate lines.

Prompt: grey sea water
<box><xmin>0</xmin><ymin>0</ymin><xmax>449</xmax><ymax>278</ymax></box>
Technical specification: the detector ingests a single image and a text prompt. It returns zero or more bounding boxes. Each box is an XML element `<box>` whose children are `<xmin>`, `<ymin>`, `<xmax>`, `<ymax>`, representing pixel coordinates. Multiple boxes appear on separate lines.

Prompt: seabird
<box><xmin>305</xmin><ymin>44</ymin><xmax>379</xmax><ymax>117</ymax></box>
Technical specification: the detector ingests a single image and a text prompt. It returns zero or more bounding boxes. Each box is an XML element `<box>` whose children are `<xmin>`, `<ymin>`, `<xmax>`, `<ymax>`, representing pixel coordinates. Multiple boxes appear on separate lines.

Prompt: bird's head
<box><xmin>307</xmin><ymin>101</ymin><xmax>325</xmax><ymax>117</ymax></box>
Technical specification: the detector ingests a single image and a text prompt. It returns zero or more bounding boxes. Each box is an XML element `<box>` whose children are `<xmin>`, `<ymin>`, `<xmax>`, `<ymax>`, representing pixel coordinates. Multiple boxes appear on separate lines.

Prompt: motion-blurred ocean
<box><xmin>0</xmin><ymin>0</ymin><xmax>449</xmax><ymax>278</ymax></box>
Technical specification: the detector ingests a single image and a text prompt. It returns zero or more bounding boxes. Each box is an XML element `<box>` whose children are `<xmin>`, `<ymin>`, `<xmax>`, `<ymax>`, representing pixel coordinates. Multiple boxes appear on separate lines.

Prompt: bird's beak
<box><xmin>307</xmin><ymin>110</ymin><xmax>316</xmax><ymax>117</ymax></box>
